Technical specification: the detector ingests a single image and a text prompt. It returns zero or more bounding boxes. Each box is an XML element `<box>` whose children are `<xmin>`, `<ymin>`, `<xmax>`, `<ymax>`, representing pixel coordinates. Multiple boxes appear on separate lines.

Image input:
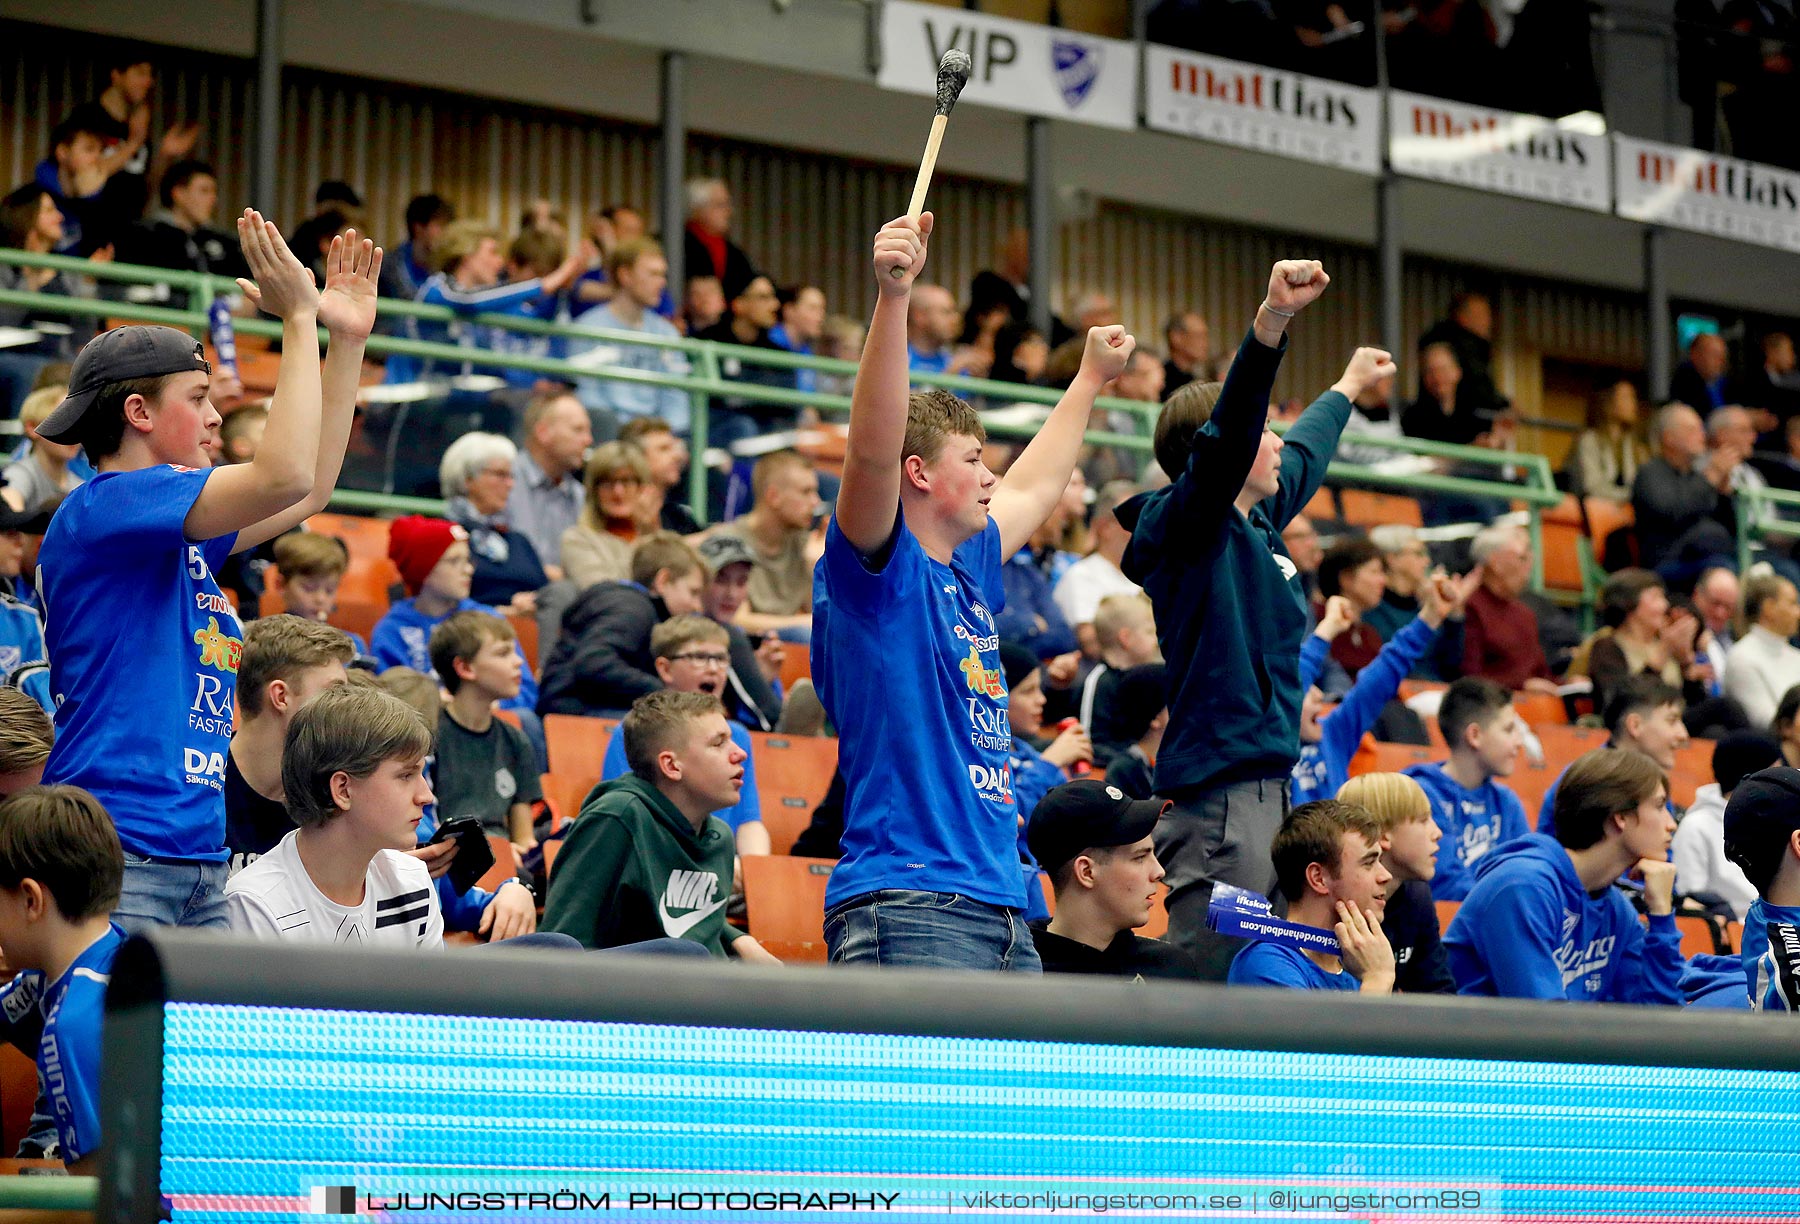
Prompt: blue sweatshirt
<box><xmin>1227</xmin><ymin>940</ymin><xmax>1359</xmax><ymax>991</ymax></box>
<box><xmin>1118</xmin><ymin>329</ymin><xmax>1350</xmax><ymax>794</ymax></box>
<box><xmin>1291</xmin><ymin>616</ymin><xmax>1438</xmax><ymax>806</ymax></box>
<box><xmin>1402</xmin><ymin>761</ymin><xmax>1529</xmax><ymax>901</ymax></box>
<box><xmin>369</xmin><ymin>596</ymin><xmax>539</xmax><ymax>714</ymax></box>
<box><xmin>1444</xmin><ymin>833</ymin><xmax>1685</xmax><ymax>1004</ymax></box>
<box><xmin>1740</xmin><ymin>898</ymin><xmax>1800</xmax><ymax>1012</ymax></box>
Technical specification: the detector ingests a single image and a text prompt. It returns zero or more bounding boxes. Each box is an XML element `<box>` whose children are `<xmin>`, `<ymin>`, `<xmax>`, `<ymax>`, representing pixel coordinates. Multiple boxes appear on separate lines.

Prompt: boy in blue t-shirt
<box><xmin>813</xmin><ymin>212</ymin><xmax>1133</xmax><ymax>972</ymax></box>
<box><xmin>0</xmin><ymin>784</ymin><xmax>128</xmax><ymax>1170</ymax></box>
<box><xmin>1722</xmin><ymin>767</ymin><xmax>1800</xmax><ymax>1011</ymax></box>
<box><xmin>1401</xmin><ymin>677</ymin><xmax>1530</xmax><ymax>901</ymax></box>
<box><xmin>1228</xmin><ymin>799</ymin><xmax>1395</xmax><ymax>993</ymax></box>
<box><xmin>1445</xmin><ymin>747</ymin><xmax>1684</xmax><ymax>1004</ymax></box>
<box><xmin>599</xmin><ymin>616</ymin><xmax>768</xmax><ymax>856</ymax></box>
<box><xmin>33</xmin><ymin>212</ymin><xmax>379</xmax><ymax>930</ymax></box>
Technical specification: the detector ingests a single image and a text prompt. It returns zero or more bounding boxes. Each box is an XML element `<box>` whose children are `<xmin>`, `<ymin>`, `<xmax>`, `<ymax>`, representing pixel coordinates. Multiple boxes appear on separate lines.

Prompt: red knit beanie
<box><xmin>387</xmin><ymin>515</ymin><xmax>467</xmax><ymax>595</ymax></box>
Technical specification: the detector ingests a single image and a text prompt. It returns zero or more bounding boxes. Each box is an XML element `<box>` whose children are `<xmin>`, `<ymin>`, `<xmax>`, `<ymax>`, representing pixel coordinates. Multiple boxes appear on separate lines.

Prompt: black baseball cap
<box><xmin>697</xmin><ymin>533</ymin><xmax>755</xmax><ymax>573</ymax></box>
<box><xmin>0</xmin><ymin>504</ymin><xmax>52</xmax><ymax>535</ymax></box>
<box><xmin>1026</xmin><ymin>778</ymin><xmax>1169</xmax><ymax>876</ymax></box>
<box><xmin>38</xmin><ymin>327</ymin><xmax>211</xmax><ymax>445</ymax></box>
<box><xmin>1723</xmin><ymin>766</ymin><xmax>1800</xmax><ymax>895</ymax></box>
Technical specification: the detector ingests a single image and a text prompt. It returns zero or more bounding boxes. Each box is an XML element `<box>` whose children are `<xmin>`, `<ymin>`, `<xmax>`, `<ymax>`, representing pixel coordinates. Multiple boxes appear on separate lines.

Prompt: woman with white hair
<box><xmin>440</xmin><ymin>431</ymin><xmax>550</xmax><ymax>615</ymax></box>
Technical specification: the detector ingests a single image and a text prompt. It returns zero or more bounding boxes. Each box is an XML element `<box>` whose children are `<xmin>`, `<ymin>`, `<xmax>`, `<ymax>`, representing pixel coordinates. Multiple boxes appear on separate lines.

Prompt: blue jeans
<box><xmin>113</xmin><ymin>855</ymin><xmax>230</xmax><ymax>933</ymax></box>
<box><xmin>824</xmin><ymin>890</ymin><xmax>1042</xmax><ymax>973</ymax></box>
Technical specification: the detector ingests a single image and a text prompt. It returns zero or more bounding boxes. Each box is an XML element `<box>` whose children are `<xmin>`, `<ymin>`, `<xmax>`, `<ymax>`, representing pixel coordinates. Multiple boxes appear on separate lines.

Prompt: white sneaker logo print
<box><xmin>658</xmin><ymin>868</ymin><xmax>727</xmax><ymax>938</ymax></box>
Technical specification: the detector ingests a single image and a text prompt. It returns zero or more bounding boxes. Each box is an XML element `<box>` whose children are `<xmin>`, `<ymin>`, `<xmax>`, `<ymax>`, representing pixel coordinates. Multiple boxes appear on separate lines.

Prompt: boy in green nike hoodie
<box><xmin>542</xmin><ymin>690</ymin><xmax>780</xmax><ymax>962</ymax></box>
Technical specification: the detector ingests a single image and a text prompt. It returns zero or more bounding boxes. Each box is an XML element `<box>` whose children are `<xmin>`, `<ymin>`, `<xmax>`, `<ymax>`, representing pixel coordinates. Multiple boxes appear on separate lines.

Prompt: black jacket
<box><xmin>1384</xmin><ymin>879</ymin><xmax>1454</xmax><ymax>995</ymax></box>
<box><xmin>537</xmin><ymin>583</ymin><xmax>667</xmax><ymax>716</ymax></box>
<box><xmin>683</xmin><ymin>226</ymin><xmax>759</xmax><ymax>301</ymax></box>
<box><xmin>723</xmin><ymin>622</ymin><xmax>782</xmax><ymax>732</ymax></box>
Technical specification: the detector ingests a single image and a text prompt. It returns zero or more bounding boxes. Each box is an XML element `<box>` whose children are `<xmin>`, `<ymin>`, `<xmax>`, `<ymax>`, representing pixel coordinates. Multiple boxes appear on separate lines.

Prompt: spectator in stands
<box><xmin>371</xmin><ymin>516</ymin><xmax>541</xmax><ymax>718</ymax></box>
<box><xmin>485</xmin><ymin>227</ymin><xmax>586</xmax><ymax>393</ymax></box>
<box><xmin>1281</xmin><ymin>513</ymin><xmax>1325</xmax><ymax>605</ymax></box>
<box><xmin>1227</xmin><ymin>799</ymin><xmax>1395</xmax><ymax>993</ymax></box>
<box><xmin>711</xmin><ymin>451</ymin><xmax>819</xmax><ymax>641</ymax></box>
<box><xmin>1709</xmin><ymin>404</ymin><xmax>1772</xmax><ymax>511</ymax></box>
<box><xmin>1026</xmin><ymin>779</ymin><xmax>1196</xmax><ymax>980</ymax></box>
<box><xmin>64</xmin><ymin>53</ymin><xmax>199</xmax><ymax>219</ymax></box>
<box><xmin>695</xmin><ymin>534</ymin><xmax>785</xmax><ymax>732</ymax></box>
<box><xmin>0</xmin><ymin>785</ymin><xmax>124</xmax><ymax>1172</ymax></box>
<box><xmin>1314</xmin><ymin>536</ymin><xmax>1386</xmax><ymax>678</ymax></box>
<box><xmin>1054</xmin><ymin>480</ymin><xmax>1142</xmax><ymax>658</ymax></box>
<box><xmin>682</xmin><ymin>178</ymin><xmax>757</xmax><ymax>300</ymax></box>
<box><xmin>1042</xmin><ymin>295</ymin><xmax>1121</xmax><ymax>387</ymax></box>
<box><xmin>1418</xmin><ymin>292</ymin><xmax>1506</xmax><ymax>421</ymax></box>
<box><xmin>1676</xmin><ymin>730</ymin><xmax>1777</xmax><ymax>922</ymax></box>
<box><xmin>1402</xmin><ymin>677</ymin><xmax>1529</xmax><ymax>901</ymax></box>
<box><xmin>1566</xmin><ymin>380</ymin><xmax>1648</xmax><ymax>501</ymax></box>
<box><xmin>1363</xmin><ymin>526</ymin><xmax>1464</xmax><ymax>681</ymax></box>
<box><xmin>693</xmin><ymin>274</ymin><xmax>799</xmax><ymax>446</ymax></box>
<box><xmin>115</xmin><ymin>160</ymin><xmax>250</xmax><ymax>295</ymax></box>
<box><xmin>571</xmin><ymin>238</ymin><xmax>690</xmax><ymax>432</ymax></box>
<box><xmin>1334</xmin><ymin>372</ymin><xmax>1403</xmax><ymax>466</ymax></box>
<box><xmin>227</xmin><ymin>684</ymin><xmax>446</xmax><ymax>948</ymax></box>
<box><xmin>429</xmin><ymin>611</ymin><xmax>542</xmax><ymax>856</ymax></box>
<box><xmin>2</xmin><ymin>386</ymin><xmax>85</xmax><ymax>515</ymax></box>
<box><xmin>560</xmin><ymin>442</ymin><xmax>653</xmax><ymax>590</ymax></box>
<box><xmin>440</xmin><ymin>432</ymin><xmax>549</xmax><ymax>615</ymax></box>
<box><xmin>1296</xmin><ymin>580</ymin><xmax>1467</xmax><ymax>807</ymax></box>
<box><xmin>1445</xmin><ymin>747</ymin><xmax>1683</xmax><ymax>1004</ymax></box>
<box><xmin>0</xmin><ymin>690</ymin><xmax>53</xmax><ymax>795</ymax></box>
<box><xmin>218</xmin><ymin>404</ymin><xmax>265</xmax><ymax>465</ymax></box>
<box><xmin>1537</xmin><ymin>676</ymin><xmax>1688</xmax><ymax>839</ymax></box>
<box><xmin>1100</xmin><ymin>663</ymin><xmax>1167</xmax><ymax>802</ymax></box>
<box><xmin>618</xmin><ymin>417</ymin><xmax>699</xmax><ymax>535</ymax></box>
<box><xmin>1077</xmin><ymin>594</ymin><xmax>1162</xmax><ymax>757</ymax></box>
<box><xmin>989</xmin><ymin>321</ymin><xmax>1049</xmax><ymax>386</ymax></box>
<box><xmin>542</xmin><ymin>690</ymin><xmax>779</xmax><ymax>960</ymax></box>
<box><xmin>0</xmin><ymin>503</ymin><xmax>51</xmax><ymax>714</ymax></box>
<box><xmin>1669</xmin><ymin>332</ymin><xmax>1732</xmax><ymax>415</ymax></box>
<box><xmin>1116</xmin><ymin>266</ymin><xmax>1369</xmax><ymax>979</ymax></box>
<box><xmin>1462</xmin><ymin>523</ymin><xmax>1560</xmax><ymax>694</ymax></box>
<box><xmin>570</xmin><ymin>204</ymin><xmax>647</xmax><ymax>308</ymax></box>
<box><xmin>1162</xmin><ymin>312</ymin><xmax>1212</xmax><ymax>397</ymax></box>
<box><xmin>1722</xmin><ymin>766</ymin><xmax>1800</xmax><ymax>1010</ymax></box>
<box><xmin>1336</xmin><ymin>772</ymin><xmax>1453</xmax><ymax>994</ymax></box>
<box><xmin>598</xmin><ymin>617</ymin><xmax>768</xmax><ymax>856</ymax></box>
<box><xmin>967</xmin><ymin>227</ymin><xmax>1033</xmax><ymax>331</ymax></box>
<box><xmin>538</xmin><ymin>532</ymin><xmax>705</xmax><ymax>716</ymax></box>
<box><xmin>268</xmin><ymin>532</ymin><xmax>354</xmax><ymax>642</ymax></box>
<box><xmin>1004</xmin><ymin>639</ymin><xmax>1095</xmax><ymax>793</ymax></box>
<box><xmin>387</xmin><ymin>219</ymin><xmax>585</xmax><ymax>384</ymax></box>
<box><xmin>32</xmin><ymin>113</ymin><xmax>123</xmax><ymax>257</ymax></box>
<box><xmin>505</xmin><ymin>390</ymin><xmax>590</xmax><ymax>574</ymax></box>
<box><xmin>905</xmin><ymin>283</ymin><xmax>976</xmax><ymax>377</ymax></box>
<box><xmin>223</xmin><ymin>615</ymin><xmax>351</xmax><ymax>875</ymax></box>
<box><xmin>378</xmin><ymin>193</ymin><xmax>454</xmax><ymax>307</ymax></box>
<box><xmin>0</xmin><ymin>187</ymin><xmax>96</xmax><ymax>412</ymax></box>
<box><xmin>1725</xmin><ymin>572</ymin><xmax>1800</xmax><ymax>730</ymax></box>
<box><xmin>34</xmin><ymin>219</ymin><xmax>373</xmax><ymax>931</ymax></box>
<box><xmin>1402</xmin><ymin>342</ymin><xmax>1487</xmax><ymax>447</ymax></box>
<box><xmin>817</xmin><ymin>213</ymin><xmax>1132</xmax><ymax>973</ymax></box>
<box><xmin>1742</xmin><ymin>332</ymin><xmax>1800</xmax><ymax>431</ymax></box>
<box><xmin>1579</xmin><ymin>568</ymin><xmax>1740</xmax><ymax>735</ymax></box>
<box><xmin>1693</xmin><ymin>564</ymin><xmax>1741</xmax><ymax>682</ymax></box>
<box><xmin>770</xmin><ymin>285</ymin><xmax>826</xmax><ymax>394</ymax></box>
<box><xmin>680</xmin><ymin>275</ymin><xmax>725</xmax><ymax>337</ymax></box>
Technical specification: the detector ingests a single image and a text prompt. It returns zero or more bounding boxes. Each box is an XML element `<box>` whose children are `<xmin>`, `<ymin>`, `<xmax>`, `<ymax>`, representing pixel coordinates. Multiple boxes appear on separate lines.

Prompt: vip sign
<box><xmin>878</xmin><ymin>0</ymin><xmax>1137</xmax><ymax>131</ymax></box>
<box><xmin>1388</xmin><ymin>91</ymin><xmax>1610</xmax><ymax>212</ymax></box>
<box><xmin>1145</xmin><ymin>46</ymin><xmax>1381</xmax><ymax>175</ymax></box>
<box><xmin>1615</xmin><ymin>134</ymin><xmax>1800</xmax><ymax>254</ymax></box>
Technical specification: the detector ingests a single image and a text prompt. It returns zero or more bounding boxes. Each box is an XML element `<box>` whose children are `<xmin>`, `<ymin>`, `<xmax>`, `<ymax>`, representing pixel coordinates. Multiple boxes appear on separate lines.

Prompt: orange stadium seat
<box><xmin>1512</xmin><ymin>691</ymin><xmax>1567</xmax><ymax>727</ymax></box>
<box><xmin>750</xmin><ymin>734</ymin><xmax>838</xmax><ymax>826</ymax></box>
<box><xmin>778</xmin><ymin>646</ymin><xmax>812</xmax><ymax>692</ymax></box>
<box><xmin>1674</xmin><ymin>915</ymin><xmax>1724</xmax><ymax>958</ymax></box>
<box><xmin>1435</xmin><ymin>900</ymin><xmax>1459</xmax><ymax>935</ymax></box>
<box><xmin>1539</xmin><ymin>494</ymin><xmax>1586</xmax><ymax>596</ymax></box>
<box><xmin>1347</xmin><ymin>741</ymin><xmax>1436</xmax><ymax>779</ymax></box>
<box><xmin>742</xmin><ymin>855</ymin><xmax>835</xmax><ymax>963</ymax></box>
<box><xmin>0</xmin><ymin>1045</ymin><xmax>38</xmax><ymax>1162</ymax></box>
<box><xmin>544</xmin><ymin>714</ymin><xmax>616</xmax><ymax>784</ymax></box>
<box><xmin>508</xmin><ymin>614</ymin><xmax>539</xmax><ymax>672</ymax></box>
<box><xmin>1302</xmin><ymin>486</ymin><xmax>1337</xmax><ymax>522</ymax></box>
<box><xmin>1138</xmin><ymin>884</ymin><xmax>1170</xmax><ymax>939</ymax></box>
<box><xmin>1582</xmin><ymin>498</ymin><xmax>1635</xmax><ymax>567</ymax></box>
<box><xmin>1340</xmin><ymin>489</ymin><xmax>1423</xmax><ymax>529</ymax></box>
<box><xmin>760</xmin><ymin>795</ymin><xmax>815</xmax><ymax>857</ymax></box>
<box><xmin>477</xmin><ymin>835</ymin><xmax>521</xmax><ymax>892</ymax></box>
<box><xmin>541</xmin><ymin>772</ymin><xmax>596</xmax><ymax>833</ymax></box>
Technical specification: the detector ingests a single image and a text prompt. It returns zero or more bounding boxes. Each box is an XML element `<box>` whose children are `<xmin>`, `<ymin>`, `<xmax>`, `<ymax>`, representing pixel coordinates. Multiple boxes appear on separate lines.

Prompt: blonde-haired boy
<box><xmin>1337</xmin><ymin>772</ymin><xmax>1451</xmax><ymax>994</ymax></box>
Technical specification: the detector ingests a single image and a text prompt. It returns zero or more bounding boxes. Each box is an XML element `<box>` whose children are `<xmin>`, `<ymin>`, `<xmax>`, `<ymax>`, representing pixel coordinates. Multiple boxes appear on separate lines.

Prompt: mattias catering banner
<box><xmin>878</xmin><ymin>0</ymin><xmax>1137</xmax><ymax>131</ymax></box>
<box><xmin>1388</xmin><ymin>90</ymin><xmax>1610</xmax><ymax>211</ymax></box>
<box><xmin>1145</xmin><ymin>46</ymin><xmax>1381</xmax><ymax>175</ymax></box>
<box><xmin>1615</xmin><ymin>134</ymin><xmax>1800</xmax><ymax>254</ymax></box>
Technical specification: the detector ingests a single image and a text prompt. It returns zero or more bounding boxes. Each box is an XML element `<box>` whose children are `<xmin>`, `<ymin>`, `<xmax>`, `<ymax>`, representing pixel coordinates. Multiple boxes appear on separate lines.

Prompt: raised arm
<box><xmin>234</xmin><ymin>231</ymin><xmax>382</xmax><ymax>553</ymax></box>
<box><xmin>183</xmin><ymin>210</ymin><xmax>321</xmax><ymax>543</ymax></box>
<box><xmin>990</xmin><ymin>326</ymin><xmax>1134</xmax><ymax>558</ymax></box>
<box><xmin>1268</xmin><ymin>345</ymin><xmax>1397</xmax><ymax>529</ymax></box>
<box><xmin>836</xmin><ymin>214</ymin><xmax>931</xmax><ymax>555</ymax></box>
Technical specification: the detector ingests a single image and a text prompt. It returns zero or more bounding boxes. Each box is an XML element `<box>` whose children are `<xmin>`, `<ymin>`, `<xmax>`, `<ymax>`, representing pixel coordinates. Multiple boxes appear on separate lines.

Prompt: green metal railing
<box><xmin>0</xmin><ymin>247</ymin><xmax>1561</xmax><ymax>590</ymax></box>
<box><xmin>1736</xmin><ymin>483</ymin><xmax>1800</xmax><ymax>574</ymax></box>
<box><xmin>0</xmin><ymin>1172</ymin><xmax>95</xmax><ymax>1211</ymax></box>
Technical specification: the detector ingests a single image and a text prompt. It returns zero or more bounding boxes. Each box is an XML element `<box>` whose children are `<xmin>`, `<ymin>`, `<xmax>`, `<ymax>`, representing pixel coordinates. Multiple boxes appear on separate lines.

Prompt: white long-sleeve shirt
<box><xmin>1671</xmin><ymin>784</ymin><xmax>1759</xmax><ymax>921</ymax></box>
<box><xmin>1724</xmin><ymin>624</ymin><xmax>1800</xmax><ymax>731</ymax></box>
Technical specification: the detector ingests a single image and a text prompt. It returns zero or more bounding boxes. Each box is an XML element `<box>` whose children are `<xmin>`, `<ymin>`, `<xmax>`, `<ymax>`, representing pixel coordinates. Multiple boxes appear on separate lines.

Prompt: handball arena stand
<box><xmin>90</xmin><ymin>928</ymin><xmax>1800</xmax><ymax>1222</ymax></box>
